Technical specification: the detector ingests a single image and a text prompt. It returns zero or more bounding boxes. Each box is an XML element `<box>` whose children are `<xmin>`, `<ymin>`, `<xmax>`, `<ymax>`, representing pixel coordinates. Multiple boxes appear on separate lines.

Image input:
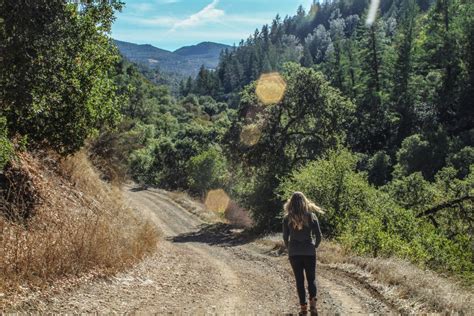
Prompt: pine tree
<box><xmin>179</xmin><ymin>79</ymin><xmax>187</xmax><ymax>97</ymax></box>
<box><xmin>300</xmin><ymin>44</ymin><xmax>314</xmax><ymax>67</ymax></box>
<box><xmin>327</xmin><ymin>14</ymin><xmax>346</xmax><ymax>90</ymax></box>
<box><xmin>352</xmin><ymin>15</ymin><xmax>392</xmax><ymax>153</ymax></box>
<box><xmin>421</xmin><ymin>0</ymin><xmax>462</xmax><ymax>128</ymax></box>
<box><xmin>391</xmin><ymin>0</ymin><xmax>419</xmax><ymax>145</ymax></box>
<box><xmin>185</xmin><ymin>77</ymin><xmax>193</xmax><ymax>96</ymax></box>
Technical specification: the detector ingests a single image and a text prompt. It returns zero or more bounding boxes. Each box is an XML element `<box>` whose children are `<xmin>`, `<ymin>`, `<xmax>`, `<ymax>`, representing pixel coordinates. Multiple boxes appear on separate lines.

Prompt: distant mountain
<box><xmin>174</xmin><ymin>42</ymin><xmax>230</xmax><ymax>57</ymax></box>
<box><xmin>114</xmin><ymin>40</ymin><xmax>231</xmax><ymax>78</ymax></box>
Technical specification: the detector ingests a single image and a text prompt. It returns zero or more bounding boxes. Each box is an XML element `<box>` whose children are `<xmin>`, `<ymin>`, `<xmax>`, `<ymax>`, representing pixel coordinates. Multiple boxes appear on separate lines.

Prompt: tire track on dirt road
<box><xmin>135</xmin><ymin>189</ymin><xmax>242</xmax><ymax>314</ymax></box>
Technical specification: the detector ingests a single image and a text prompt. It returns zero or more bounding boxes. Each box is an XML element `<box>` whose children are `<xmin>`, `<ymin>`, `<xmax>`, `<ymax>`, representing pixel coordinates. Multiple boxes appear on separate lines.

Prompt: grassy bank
<box><xmin>0</xmin><ymin>151</ymin><xmax>158</xmax><ymax>309</ymax></box>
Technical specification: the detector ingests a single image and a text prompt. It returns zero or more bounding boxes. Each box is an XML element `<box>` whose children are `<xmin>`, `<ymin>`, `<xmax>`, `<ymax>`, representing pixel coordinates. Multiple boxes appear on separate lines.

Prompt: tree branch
<box><xmin>416</xmin><ymin>195</ymin><xmax>474</xmax><ymax>218</ymax></box>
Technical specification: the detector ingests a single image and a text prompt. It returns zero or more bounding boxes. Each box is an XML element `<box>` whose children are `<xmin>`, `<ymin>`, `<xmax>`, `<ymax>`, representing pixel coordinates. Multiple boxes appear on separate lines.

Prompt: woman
<box><xmin>283</xmin><ymin>192</ymin><xmax>323</xmax><ymax>314</ymax></box>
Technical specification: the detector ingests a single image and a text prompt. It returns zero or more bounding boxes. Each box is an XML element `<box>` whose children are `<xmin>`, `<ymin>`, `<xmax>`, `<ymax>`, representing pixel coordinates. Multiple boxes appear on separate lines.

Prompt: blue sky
<box><xmin>112</xmin><ymin>0</ymin><xmax>314</xmax><ymax>51</ymax></box>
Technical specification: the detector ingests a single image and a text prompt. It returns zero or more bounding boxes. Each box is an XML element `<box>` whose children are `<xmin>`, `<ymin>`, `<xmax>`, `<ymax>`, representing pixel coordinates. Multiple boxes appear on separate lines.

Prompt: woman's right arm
<box><xmin>282</xmin><ymin>216</ymin><xmax>289</xmax><ymax>248</ymax></box>
<box><xmin>312</xmin><ymin>214</ymin><xmax>322</xmax><ymax>248</ymax></box>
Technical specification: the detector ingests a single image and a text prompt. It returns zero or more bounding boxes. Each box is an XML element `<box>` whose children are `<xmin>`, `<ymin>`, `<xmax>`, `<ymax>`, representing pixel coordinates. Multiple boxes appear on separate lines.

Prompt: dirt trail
<box><xmin>28</xmin><ymin>186</ymin><xmax>395</xmax><ymax>314</ymax></box>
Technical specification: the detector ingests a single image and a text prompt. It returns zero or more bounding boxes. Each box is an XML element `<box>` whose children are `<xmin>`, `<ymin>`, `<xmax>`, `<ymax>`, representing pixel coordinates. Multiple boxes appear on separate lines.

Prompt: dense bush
<box><xmin>449</xmin><ymin>146</ymin><xmax>474</xmax><ymax>178</ymax></box>
<box><xmin>366</xmin><ymin>151</ymin><xmax>393</xmax><ymax>186</ymax></box>
<box><xmin>279</xmin><ymin>148</ymin><xmax>368</xmax><ymax>237</ymax></box>
<box><xmin>0</xmin><ymin>117</ymin><xmax>13</xmax><ymax>170</ymax></box>
<box><xmin>279</xmin><ymin>148</ymin><xmax>473</xmax><ymax>275</ymax></box>
<box><xmin>395</xmin><ymin>130</ymin><xmax>450</xmax><ymax>180</ymax></box>
<box><xmin>187</xmin><ymin>146</ymin><xmax>229</xmax><ymax>196</ymax></box>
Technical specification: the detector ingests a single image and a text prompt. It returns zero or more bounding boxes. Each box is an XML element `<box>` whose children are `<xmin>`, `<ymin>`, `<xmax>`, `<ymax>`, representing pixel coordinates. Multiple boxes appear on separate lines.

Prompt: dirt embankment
<box><xmin>0</xmin><ymin>152</ymin><xmax>158</xmax><ymax>311</ymax></box>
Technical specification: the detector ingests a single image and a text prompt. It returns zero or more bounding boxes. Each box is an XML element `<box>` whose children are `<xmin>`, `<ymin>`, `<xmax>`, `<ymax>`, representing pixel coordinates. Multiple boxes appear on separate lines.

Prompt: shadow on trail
<box><xmin>129</xmin><ymin>186</ymin><xmax>148</xmax><ymax>192</ymax></box>
<box><xmin>169</xmin><ymin>223</ymin><xmax>256</xmax><ymax>247</ymax></box>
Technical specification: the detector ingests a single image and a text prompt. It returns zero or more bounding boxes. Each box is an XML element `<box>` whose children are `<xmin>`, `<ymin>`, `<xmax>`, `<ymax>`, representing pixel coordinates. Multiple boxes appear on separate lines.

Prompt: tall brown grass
<box><xmin>0</xmin><ymin>151</ymin><xmax>158</xmax><ymax>309</ymax></box>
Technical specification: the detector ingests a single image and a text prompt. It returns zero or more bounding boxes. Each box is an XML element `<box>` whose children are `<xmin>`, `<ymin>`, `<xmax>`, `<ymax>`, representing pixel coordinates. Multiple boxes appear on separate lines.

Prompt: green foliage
<box><xmin>126</xmin><ymin>123</ymin><xmax>157</xmax><ymax>184</ymax></box>
<box><xmin>391</xmin><ymin>0</ymin><xmax>420</xmax><ymax>145</ymax></box>
<box><xmin>280</xmin><ymin>148</ymin><xmax>473</xmax><ymax>274</ymax></box>
<box><xmin>227</xmin><ymin>63</ymin><xmax>354</xmax><ymax>230</ymax></box>
<box><xmin>89</xmin><ymin>119</ymin><xmax>153</xmax><ymax>183</ymax></box>
<box><xmin>187</xmin><ymin>146</ymin><xmax>229</xmax><ymax>196</ymax></box>
<box><xmin>366</xmin><ymin>151</ymin><xmax>393</xmax><ymax>186</ymax></box>
<box><xmin>279</xmin><ymin>148</ymin><xmax>369</xmax><ymax>237</ymax></box>
<box><xmin>235</xmin><ymin>63</ymin><xmax>354</xmax><ymax>171</ymax></box>
<box><xmin>0</xmin><ymin>1</ymin><xmax>123</xmax><ymax>154</ymax></box>
<box><xmin>0</xmin><ymin>117</ymin><xmax>14</xmax><ymax>170</ymax></box>
<box><xmin>395</xmin><ymin>130</ymin><xmax>449</xmax><ymax>179</ymax></box>
<box><xmin>385</xmin><ymin>172</ymin><xmax>435</xmax><ymax>211</ymax></box>
<box><xmin>448</xmin><ymin>146</ymin><xmax>474</xmax><ymax>178</ymax></box>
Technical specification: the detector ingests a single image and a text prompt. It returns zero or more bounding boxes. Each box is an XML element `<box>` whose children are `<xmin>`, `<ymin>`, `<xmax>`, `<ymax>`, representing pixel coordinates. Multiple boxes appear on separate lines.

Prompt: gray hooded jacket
<box><xmin>283</xmin><ymin>212</ymin><xmax>322</xmax><ymax>256</ymax></box>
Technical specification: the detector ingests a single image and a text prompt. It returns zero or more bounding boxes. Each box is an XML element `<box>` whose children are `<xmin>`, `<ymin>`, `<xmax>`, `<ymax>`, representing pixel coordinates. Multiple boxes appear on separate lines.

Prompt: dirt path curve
<box><xmin>35</xmin><ymin>186</ymin><xmax>395</xmax><ymax>314</ymax></box>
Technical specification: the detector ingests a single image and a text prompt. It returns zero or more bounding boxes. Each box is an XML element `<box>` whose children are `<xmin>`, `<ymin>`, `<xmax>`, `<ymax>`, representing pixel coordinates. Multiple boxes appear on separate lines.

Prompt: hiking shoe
<box><xmin>309</xmin><ymin>297</ymin><xmax>317</xmax><ymax>315</ymax></box>
<box><xmin>299</xmin><ymin>303</ymin><xmax>308</xmax><ymax>314</ymax></box>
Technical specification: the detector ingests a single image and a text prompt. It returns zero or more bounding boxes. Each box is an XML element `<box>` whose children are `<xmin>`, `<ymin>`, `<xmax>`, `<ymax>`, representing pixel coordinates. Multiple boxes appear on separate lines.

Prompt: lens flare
<box><xmin>240</xmin><ymin>124</ymin><xmax>262</xmax><ymax>146</ymax></box>
<box><xmin>205</xmin><ymin>189</ymin><xmax>230</xmax><ymax>213</ymax></box>
<box><xmin>366</xmin><ymin>0</ymin><xmax>380</xmax><ymax>26</ymax></box>
<box><xmin>308</xmin><ymin>2</ymin><xmax>319</xmax><ymax>18</ymax></box>
<box><xmin>256</xmin><ymin>72</ymin><xmax>286</xmax><ymax>105</ymax></box>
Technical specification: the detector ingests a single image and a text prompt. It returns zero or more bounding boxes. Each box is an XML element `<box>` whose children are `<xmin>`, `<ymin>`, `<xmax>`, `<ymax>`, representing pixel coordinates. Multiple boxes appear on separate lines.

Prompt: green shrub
<box><xmin>448</xmin><ymin>146</ymin><xmax>474</xmax><ymax>178</ymax></box>
<box><xmin>395</xmin><ymin>134</ymin><xmax>432</xmax><ymax>176</ymax></box>
<box><xmin>395</xmin><ymin>130</ymin><xmax>449</xmax><ymax>180</ymax></box>
<box><xmin>384</xmin><ymin>172</ymin><xmax>435</xmax><ymax>211</ymax></box>
<box><xmin>0</xmin><ymin>117</ymin><xmax>14</xmax><ymax>170</ymax></box>
<box><xmin>366</xmin><ymin>151</ymin><xmax>392</xmax><ymax>186</ymax></box>
<box><xmin>279</xmin><ymin>148</ymin><xmax>374</xmax><ymax>237</ymax></box>
<box><xmin>187</xmin><ymin>146</ymin><xmax>229</xmax><ymax>196</ymax></box>
<box><xmin>279</xmin><ymin>147</ymin><xmax>474</xmax><ymax>276</ymax></box>
<box><xmin>129</xmin><ymin>146</ymin><xmax>156</xmax><ymax>185</ymax></box>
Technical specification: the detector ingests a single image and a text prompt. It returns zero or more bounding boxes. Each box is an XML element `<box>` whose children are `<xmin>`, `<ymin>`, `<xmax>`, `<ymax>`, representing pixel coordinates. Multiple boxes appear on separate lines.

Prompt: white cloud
<box><xmin>128</xmin><ymin>3</ymin><xmax>153</xmax><ymax>13</ymax></box>
<box><xmin>123</xmin><ymin>14</ymin><xmax>268</xmax><ymax>28</ymax></box>
<box><xmin>172</xmin><ymin>0</ymin><xmax>224</xmax><ymax>30</ymax></box>
<box><xmin>121</xmin><ymin>15</ymin><xmax>179</xmax><ymax>27</ymax></box>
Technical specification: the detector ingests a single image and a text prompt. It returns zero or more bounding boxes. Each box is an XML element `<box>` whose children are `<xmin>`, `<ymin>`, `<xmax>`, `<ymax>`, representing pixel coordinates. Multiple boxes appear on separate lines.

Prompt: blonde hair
<box><xmin>284</xmin><ymin>192</ymin><xmax>324</xmax><ymax>230</ymax></box>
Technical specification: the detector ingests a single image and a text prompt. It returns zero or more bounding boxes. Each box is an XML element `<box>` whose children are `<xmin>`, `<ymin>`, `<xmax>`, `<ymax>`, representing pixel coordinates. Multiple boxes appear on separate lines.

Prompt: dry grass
<box><xmin>166</xmin><ymin>190</ymin><xmax>253</xmax><ymax>228</ymax></box>
<box><xmin>224</xmin><ymin>200</ymin><xmax>253</xmax><ymax>228</ymax></box>
<box><xmin>166</xmin><ymin>190</ymin><xmax>223</xmax><ymax>223</ymax></box>
<box><xmin>345</xmin><ymin>256</ymin><xmax>474</xmax><ymax>314</ymax></box>
<box><xmin>0</xmin><ymin>150</ymin><xmax>158</xmax><ymax>309</ymax></box>
<box><xmin>317</xmin><ymin>241</ymin><xmax>474</xmax><ymax>314</ymax></box>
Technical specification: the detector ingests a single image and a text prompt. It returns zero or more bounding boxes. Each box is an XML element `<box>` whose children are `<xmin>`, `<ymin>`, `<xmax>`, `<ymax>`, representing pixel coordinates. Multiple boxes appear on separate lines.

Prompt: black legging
<box><xmin>289</xmin><ymin>255</ymin><xmax>317</xmax><ymax>305</ymax></box>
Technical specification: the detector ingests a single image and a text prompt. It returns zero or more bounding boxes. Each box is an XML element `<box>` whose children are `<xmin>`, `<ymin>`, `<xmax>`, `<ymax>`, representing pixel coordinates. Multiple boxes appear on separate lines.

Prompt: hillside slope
<box><xmin>114</xmin><ymin>40</ymin><xmax>231</xmax><ymax>77</ymax></box>
<box><xmin>174</xmin><ymin>41</ymin><xmax>230</xmax><ymax>56</ymax></box>
<box><xmin>0</xmin><ymin>151</ymin><xmax>158</xmax><ymax>310</ymax></box>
